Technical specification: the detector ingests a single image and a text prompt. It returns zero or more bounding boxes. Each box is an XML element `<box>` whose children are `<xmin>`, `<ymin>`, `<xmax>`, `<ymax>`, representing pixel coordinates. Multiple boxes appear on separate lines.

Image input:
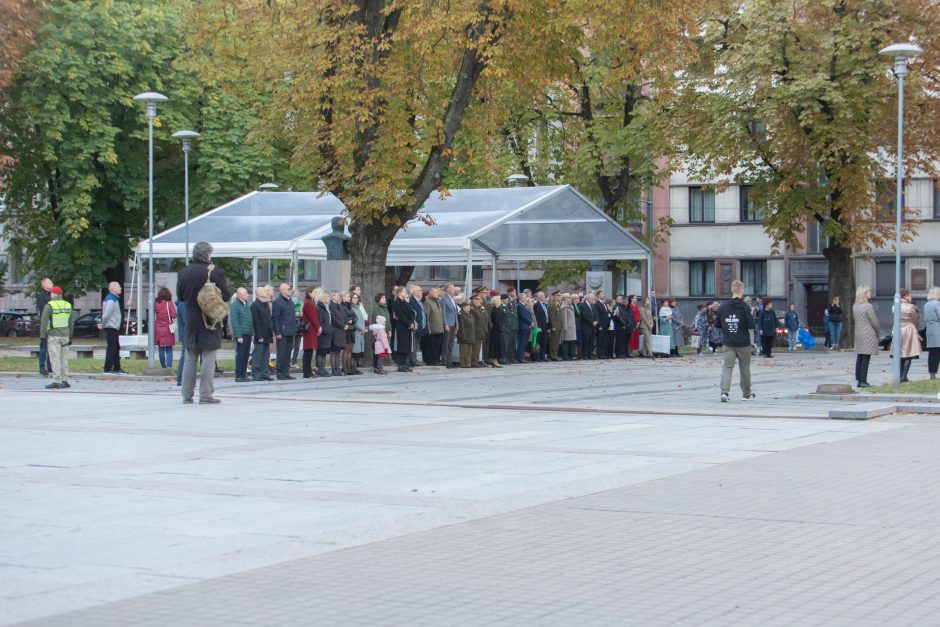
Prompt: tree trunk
<box><xmin>824</xmin><ymin>243</ymin><xmax>855</xmax><ymax>349</ymax></box>
<box><xmin>349</xmin><ymin>221</ymin><xmax>398</xmax><ymax>309</ymax></box>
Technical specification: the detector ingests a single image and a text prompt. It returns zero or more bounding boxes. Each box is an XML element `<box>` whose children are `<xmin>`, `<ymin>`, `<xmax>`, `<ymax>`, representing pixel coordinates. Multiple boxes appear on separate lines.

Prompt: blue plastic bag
<box><xmin>798</xmin><ymin>328</ymin><xmax>815</xmax><ymax>350</ymax></box>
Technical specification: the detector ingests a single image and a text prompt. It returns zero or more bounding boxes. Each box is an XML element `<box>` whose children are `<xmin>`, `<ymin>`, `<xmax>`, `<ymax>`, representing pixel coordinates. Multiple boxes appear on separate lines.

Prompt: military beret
<box><xmin>500</xmin><ymin>293</ymin><xmax>510</xmax><ymax>300</ymax></box>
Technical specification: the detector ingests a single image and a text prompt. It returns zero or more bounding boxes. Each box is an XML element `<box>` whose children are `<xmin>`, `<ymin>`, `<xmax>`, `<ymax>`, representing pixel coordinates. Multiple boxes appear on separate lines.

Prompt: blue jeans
<box><xmin>787</xmin><ymin>329</ymin><xmax>798</xmax><ymax>350</ymax></box>
<box><xmin>159</xmin><ymin>346</ymin><xmax>173</xmax><ymax>368</ymax></box>
<box><xmin>827</xmin><ymin>321</ymin><xmax>843</xmax><ymax>347</ymax></box>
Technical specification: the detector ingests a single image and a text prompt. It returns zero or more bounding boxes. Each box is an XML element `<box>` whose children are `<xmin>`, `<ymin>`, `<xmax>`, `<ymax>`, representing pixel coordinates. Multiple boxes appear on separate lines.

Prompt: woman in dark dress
<box><xmin>340</xmin><ymin>291</ymin><xmax>360</xmax><ymax>375</ymax></box>
<box><xmin>315</xmin><ymin>291</ymin><xmax>333</xmax><ymax>377</ymax></box>
<box><xmin>391</xmin><ymin>289</ymin><xmax>416</xmax><ymax>372</ymax></box>
<box><xmin>328</xmin><ymin>292</ymin><xmax>349</xmax><ymax>376</ymax></box>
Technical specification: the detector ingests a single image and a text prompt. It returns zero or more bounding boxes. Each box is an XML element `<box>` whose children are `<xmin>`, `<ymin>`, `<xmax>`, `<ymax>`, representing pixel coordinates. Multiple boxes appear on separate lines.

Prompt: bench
<box><xmin>70</xmin><ymin>345</ymin><xmax>95</xmax><ymax>359</ymax></box>
<box><xmin>119</xmin><ymin>334</ymin><xmax>148</xmax><ymax>360</ymax></box>
<box><xmin>29</xmin><ymin>349</ymin><xmax>40</xmax><ymax>358</ymax></box>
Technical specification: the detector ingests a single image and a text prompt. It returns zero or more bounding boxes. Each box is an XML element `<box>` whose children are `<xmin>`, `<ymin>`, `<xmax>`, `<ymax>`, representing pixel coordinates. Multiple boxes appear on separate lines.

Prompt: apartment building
<box><xmin>652</xmin><ymin>168</ymin><xmax>940</xmax><ymax>332</ymax></box>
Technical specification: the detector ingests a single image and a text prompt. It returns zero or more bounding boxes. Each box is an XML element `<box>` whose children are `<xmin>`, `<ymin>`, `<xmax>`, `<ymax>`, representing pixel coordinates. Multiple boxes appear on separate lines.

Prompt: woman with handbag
<box><xmin>154</xmin><ymin>286</ymin><xmax>177</xmax><ymax>368</ymax></box>
<box><xmin>896</xmin><ymin>288</ymin><xmax>922</xmax><ymax>382</ymax></box>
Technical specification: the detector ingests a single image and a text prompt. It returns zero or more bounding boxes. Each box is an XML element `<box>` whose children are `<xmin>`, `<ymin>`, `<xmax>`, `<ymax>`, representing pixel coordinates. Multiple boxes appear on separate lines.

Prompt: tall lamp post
<box><xmin>133</xmin><ymin>91</ymin><xmax>168</xmax><ymax>371</ymax></box>
<box><xmin>878</xmin><ymin>43</ymin><xmax>922</xmax><ymax>392</ymax></box>
<box><xmin>171</xmin><ymin>130</ymin><xmax>200</xmax><ymax>263</ymax></box>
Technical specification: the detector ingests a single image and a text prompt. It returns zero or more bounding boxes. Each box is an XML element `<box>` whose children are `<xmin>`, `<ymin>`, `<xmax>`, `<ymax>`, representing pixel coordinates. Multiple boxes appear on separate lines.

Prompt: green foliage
<box><xmin>0</xmin><ymin>0</ymin><xmax>290</xmax><ymax>295</ymax></box>
<box><xmin>528</xmin><ymin>260</ymin><xmax>591</xmax><ymax>291</ymax></box>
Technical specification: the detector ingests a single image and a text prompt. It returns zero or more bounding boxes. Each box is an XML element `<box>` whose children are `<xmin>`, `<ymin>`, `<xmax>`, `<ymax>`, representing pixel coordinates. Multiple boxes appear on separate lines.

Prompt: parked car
<box><xmin>72</xmin><ymin>312</ymin><xmax>147</xmax><ymax>338</ymax></box>
<box><xmin>0</xmin><ymin>311</ymin><xmax>41</xmax><ymax>337</ymax></box>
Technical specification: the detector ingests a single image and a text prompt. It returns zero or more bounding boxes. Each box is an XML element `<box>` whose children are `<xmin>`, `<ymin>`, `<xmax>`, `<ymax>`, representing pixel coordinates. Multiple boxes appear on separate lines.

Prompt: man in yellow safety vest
<box><xmin>39</xmin><ymin>286</ymin><xmax>76</xmax><ymax>389</ymax></box>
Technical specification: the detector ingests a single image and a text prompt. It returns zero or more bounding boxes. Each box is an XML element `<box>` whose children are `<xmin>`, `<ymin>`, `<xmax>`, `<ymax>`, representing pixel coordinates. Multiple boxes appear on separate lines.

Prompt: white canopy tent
<box><xmin>136</xmin><ymin>184</ymin><xmax>651</xmax><ymax>297</ymax></box>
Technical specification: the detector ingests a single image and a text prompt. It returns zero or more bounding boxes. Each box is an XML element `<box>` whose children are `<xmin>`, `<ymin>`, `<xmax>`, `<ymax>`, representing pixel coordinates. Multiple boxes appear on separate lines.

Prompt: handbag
<box><xmin>167</xmin><ymin>302</ymin><xmax>178</xmax><ymax>334</ymax></box>
<box><xmin>689</xmin><ymin>335</ymin><xmax>701</xmax><ymax>349</ymax></box>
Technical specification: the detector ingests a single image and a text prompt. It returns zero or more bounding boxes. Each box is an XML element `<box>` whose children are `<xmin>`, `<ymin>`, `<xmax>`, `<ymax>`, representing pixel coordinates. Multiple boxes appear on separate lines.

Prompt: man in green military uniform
<box><xmin>40</xmin><ymin>286</ymin><xmax>76</xmax><ymax>390</ymax></box>
<box><xmin>498</xmin><ymin>293</ymin><xmax>515</xmax><ymax>365</ymax></box>
<box><xmin>470</xmin><ymin>290</ymin><xmax>488</xmax><ymax>367</ymax></box>
<box><xmin>548</xmin><ymin>290</ymin><xmax>564</xmax><ymax>361</ymax></box>
<box><xmin>457</xmin><ymin>300</ymin><xmax>477</xmax><ymax>368</ymax></box>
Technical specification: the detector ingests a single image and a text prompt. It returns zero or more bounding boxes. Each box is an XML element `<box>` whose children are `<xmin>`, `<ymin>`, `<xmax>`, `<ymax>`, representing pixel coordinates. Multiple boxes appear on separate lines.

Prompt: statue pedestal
<box><xmin>321</xmin><ymin>260</ymin><xmax>351</xmax><ymax>292</ymax></box>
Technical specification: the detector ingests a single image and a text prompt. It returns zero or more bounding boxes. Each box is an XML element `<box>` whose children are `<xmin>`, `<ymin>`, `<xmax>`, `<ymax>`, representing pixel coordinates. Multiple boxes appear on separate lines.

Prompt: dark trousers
<box><xmin>103</xmin><ymin>328</ymin><xmax>121</xmax><ymax>372</ymax></box>
<box><xmin>561</xmin><ymin>340</ymin><xmax>574</xmax><ymax>360</ymax></box>
<box><xmin>760</xmin><ymin>335</ymin><xmax>774</xmax><ymax>357</ymax></box>
<box><xmin>500</xmin><ymin>331</ymin><xmax>514</xmax><ymax>363</ymax></box>
<box><xmin>38</xmin><ymin>338</ymin><xmax>51</xmax><ymax>374</ymax></box>
<box><xmin>596</xmin><ymin>329</ymin><xmax>609</xmax><ymax>358</ymax></box>
<box><xmin>855</xmin><ymin>353</ymin><xmax>872</xmax><ymax>384</ymax></box>
<box><xmin>291</xmin><ymin>331</ymin><xmax>303</xmax><ymax>363</ymax></box>
<box><xmin>235</xmin><ymin>334</ymin><xmax>252</xmax><ymax>379</ymax></box>
<box><xmin>303</xmin><ymin>348</ymin><xmax>315</xmax><ymax>377</ymax></box>
<box><xmin>428</xmin><ymin>333</ymin><xmax>444</xmax><ymax>365</ymax></box>
<box><xmin>251</xmin><ymin>341</ymin><xmax>271</xmax><ymax>379</ymax></box>
<box><xmin>444</xmin><ymin>326</ymin><xmax>458</xmax><ymax>364</ymax></box>
<box><xmin>516</xmin><ymin>329</ymin><xmax>530</xmax><ymax>362</ymax></box>
<box><xmin>276</xmin><ymin>336</ymin><xmax>293</xmax><ymax>377</ymax></box>
<box><xmin>582</xmin><ymin>328</ymin><xmax>596</xmax><ymax>358</ymax></box>
<box><xmin>929</xmin><ymin>347</ymin><xmax>940</xmax><ymax>375</ymax></box>
<box><xmin>537</xmin><ymin>328</ymin><xmax>549</xmax><ymax>360</ymax></box>
<box><xmin>614</xmin><ymin>328</ymin><xmax>628</xmax><ymax>357</ymax></box>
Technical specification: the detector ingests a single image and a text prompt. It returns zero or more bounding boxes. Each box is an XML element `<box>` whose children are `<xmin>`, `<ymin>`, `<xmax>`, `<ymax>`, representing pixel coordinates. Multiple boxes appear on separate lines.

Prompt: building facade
<box><xmin>652</xmin><ymin>168</ymin><xmax>940</xmax><ymax>332</ymax></box>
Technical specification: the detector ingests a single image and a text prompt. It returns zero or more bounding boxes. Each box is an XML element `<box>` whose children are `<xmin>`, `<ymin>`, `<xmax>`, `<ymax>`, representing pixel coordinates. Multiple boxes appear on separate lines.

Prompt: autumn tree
<box><xmin>664</xmin><ymin>0</ymin><xmax>940</xmax><ymax>347</ymax></box>
<box><xmin>0</xmin><ymin>0</ymin><xmax>44</xmax><ymax>179</ymax></box>
<box><xmin>190</xmin><ymin>0</ymin><xmax>568</xmax><ymax>299</ymax></box>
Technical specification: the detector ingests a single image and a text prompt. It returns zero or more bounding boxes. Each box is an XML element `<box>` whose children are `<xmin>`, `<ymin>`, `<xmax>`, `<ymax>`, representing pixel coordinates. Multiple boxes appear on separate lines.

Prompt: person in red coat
<box><xmin>154</xmin><ymin>286</ymin><xmax>178</xmax><ymax>368</ymax></box>
<box><xmin>301</xmin><ymin>286</ymin><xmax>323</xmax><ymax>378</ymax></box>
<box><xmin>628</xmin><ymin>295</ymin><xmax>641</xmax><ymax>355</ymax></box>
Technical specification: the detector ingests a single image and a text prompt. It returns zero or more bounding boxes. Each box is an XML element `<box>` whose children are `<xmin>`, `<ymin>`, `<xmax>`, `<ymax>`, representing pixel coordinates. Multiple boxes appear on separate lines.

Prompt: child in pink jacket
<box><xmin>369</xmin><ymin>315</ymin><xmax>391</xmax><ymax>375</ymax></box>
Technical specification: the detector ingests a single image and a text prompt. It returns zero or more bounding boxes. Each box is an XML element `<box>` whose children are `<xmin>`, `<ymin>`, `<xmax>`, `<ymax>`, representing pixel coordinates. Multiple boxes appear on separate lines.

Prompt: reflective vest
<box><xmin>48</xmin><ymin>299</ymin><xmax>72</xmax><ymax>329</ymax></box>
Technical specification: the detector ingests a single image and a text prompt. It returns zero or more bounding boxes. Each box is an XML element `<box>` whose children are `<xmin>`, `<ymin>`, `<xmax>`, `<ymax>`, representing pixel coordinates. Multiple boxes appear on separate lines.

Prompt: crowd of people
<box><xmin>32</xmin><ymin>241</ymin><xmax>940</xmax><ymax>403</ymax></box>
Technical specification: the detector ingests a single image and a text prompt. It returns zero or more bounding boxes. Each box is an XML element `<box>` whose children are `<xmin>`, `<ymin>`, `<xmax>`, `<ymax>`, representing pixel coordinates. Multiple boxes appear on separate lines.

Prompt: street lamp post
<box><xmin>171</xmin><ymin>130</ymin><xmax>200</xmax><ymax>264</ymax></box>
<box><xmin>133</xmin><ymin>91</ymin><xmax>168</xmax><ymax>371</ymax></box>
<box><xmin>879</xmin><ymin>43</ymin><xmax>922</xmax><ymax>392</ymax></box>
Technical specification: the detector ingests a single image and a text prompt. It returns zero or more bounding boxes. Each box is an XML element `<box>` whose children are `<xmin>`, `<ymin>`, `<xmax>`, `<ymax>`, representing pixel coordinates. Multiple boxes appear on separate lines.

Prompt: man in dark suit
<box><xmin>409</xmin><ymin>285</ymin><xmax>427</xmax><ymax>366</ymax></box>
<box><xmin>271</xmin><ymin>283</ymin><xmax>297</xmax><ymax>380</ymax></box>
<box><xmin>250</xmin><ymin>286</ymin><xmax>274</xmax><ymax>381</ymax></box>
<box><xmin>532</xmin><ymin>291</ymin><xmax>551</xmax><ymax>362</ymax></box>
<box><xmin>176</xmin><ymin>241</ymin><xmax>230</xmax><ymax>404</ymax></box>
<box><xmin>593</xmin><ymin>290</ymin><xmax>611</xmax><ymax>359</ymax></box>
<box><xmin>579</xmin><ymin>293</ymin><xmax>598</xmax><ymax>359</ymax></box>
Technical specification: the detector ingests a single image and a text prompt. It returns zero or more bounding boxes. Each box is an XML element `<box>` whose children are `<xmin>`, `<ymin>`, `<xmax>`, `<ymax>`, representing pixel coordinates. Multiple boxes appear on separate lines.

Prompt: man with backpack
<box><xmin>177</xmin><ymin>241</ymin><xmax>231</xmax><ymax>404</ymax></box>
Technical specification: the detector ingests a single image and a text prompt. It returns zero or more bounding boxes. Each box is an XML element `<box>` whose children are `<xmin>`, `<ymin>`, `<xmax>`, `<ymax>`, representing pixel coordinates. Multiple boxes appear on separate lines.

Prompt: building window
<box><xmin>689</xmin><ymin>186</ymin><xmax>715</xmax><ymax>223</ymax></box>
<box><xmin>689</xmin><ymin>261</ymin><xmax>715</xmax><ymax>297</ymax></box>
<box><xmin>875</xmin><ymin>260</ymin><xmax>905</xmax><ymax>297</ymax></box>
<box><xmin>739</xmin><ymin>185</ymin><xmax>764</xmax><ymax>222</ymax></box>
<box><xmin>740</xmin><ymin>260</ymin><xmax>767</xmax><ymax>296</ymax></box>
<box><xmin>934</xmin><ymin>180</ymin><xmax>940</xmax><ymax>218</ymax></box>
<box><xmin>806</xmin><ymin>220</ymin><xmax>829</xmax><ymax>254</ymax></box>
<box><xmin>875</xmin><ymin>179</ymin><xmax>905</xmax><ymax>219</ymax></box>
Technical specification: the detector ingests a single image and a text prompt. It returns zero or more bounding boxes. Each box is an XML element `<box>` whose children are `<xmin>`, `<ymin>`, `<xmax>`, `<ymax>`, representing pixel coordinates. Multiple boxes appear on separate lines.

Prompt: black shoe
<box><xmin>45</xmin><ymin>382</ymin><xmax>62</xmax><ymax>390</ymax></box>
<box><xmin>262</xmin><ymin>375</ymin><xmax>274</xmax><ymax>381</ymax></box>
<box><xmin>235</xmin><ymin>377</ymin><xmax>249</xmax><ymax>382</ymax></box>
<box><xmin>857</xmin><ymin>381</ymin><xmax>871</xmax><ymax>388</ymax></box>
<box><xmin>113</xmin><ymin>369</ymin><xmax>129</xmax><ymax>375</ymax></box>
<box><xmin>317</xmin><ymin>370</ymin><xmax>332</xmax><ymax>378</ymax></box>
<box><xmin>40</xmin><ymin>369</ymin><xmax>48</xmax><ymax>377</ymax></box>
<box><xmin>176</xmin><ymin>380</ymin><xmax>182</xmax><ymax>386</ymax></box>
<box><xmin>61</xmin><ymin>381</ymin><xmax>71</xmax><ymax>388</ymax></box>
<box><xmin>183</xmin><ymin>398</ymin><xmax>193</xmax><ymax>404</ymax></box>
<box><xmin>350</xmin><ymin>369</ymin><xmax>364</xmax><ymax>375</ymax></box>
<box><xmin>252</xmin><ymin>377</ymin><xmax>265</xmax><ymax>382</ymax></box>
<box><xmin>199</xmin><ymin>398</ymin><xmax>222</xmax><ymax>404</ymax></box>
<box><xmin>276</xmin><ymin>375</ymin><xmax>295</xmax><ymax>380</ymax></box>
<box><xmin>397</xmin><ymin>365</ymin><xmax>409</xmax><ymax>372</ymax></box>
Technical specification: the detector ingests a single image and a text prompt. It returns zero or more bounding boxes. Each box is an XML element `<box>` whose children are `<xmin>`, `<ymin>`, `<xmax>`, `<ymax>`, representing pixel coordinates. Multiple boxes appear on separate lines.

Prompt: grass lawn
<box><xmin>0</xmin><ymin>336</ymin><xmax>107</xmax><ymax>347</ymax></box>
<box><xmin>867</xmin><ymin>379</ymin><xmax>940</xmax><ymax>395</ymax></box>
<box><xmin>0</xmin><ymin>356</ymin><xmax>236</xmax><ymax>375</ymax></box>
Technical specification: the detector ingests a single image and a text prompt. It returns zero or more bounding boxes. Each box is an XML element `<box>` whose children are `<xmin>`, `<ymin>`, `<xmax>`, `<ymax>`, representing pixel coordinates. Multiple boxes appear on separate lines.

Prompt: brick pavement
<box><xmin>1</xmin><ymin>351</ymin><xmax>932</xmax><ymax>626</ymax></box>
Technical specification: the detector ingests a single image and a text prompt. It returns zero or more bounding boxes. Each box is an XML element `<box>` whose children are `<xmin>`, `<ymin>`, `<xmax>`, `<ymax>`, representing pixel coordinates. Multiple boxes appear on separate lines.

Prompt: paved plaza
<box><xmin>1</xmin><ymin>350</ymin><xmax>938</xmax><ymax>625</ymax></box>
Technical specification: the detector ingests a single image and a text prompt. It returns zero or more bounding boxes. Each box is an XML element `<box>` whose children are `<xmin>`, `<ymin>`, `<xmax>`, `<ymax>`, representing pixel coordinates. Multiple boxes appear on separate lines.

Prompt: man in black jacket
<box><xmin>36</xmin><ymin>277</ymin><xmax>53</xmax><ymax>376</ymax></box>
<box><xmin>392</xmin><ymin>290</ymin><xmax>416</xmax><ymax>371</ymax></box>
<box><xmin>271</xmin><ymin>283</ymin><xmax>297</xmax><ymax>380</ymax></box>
<box><xmin>250</xmin><ymin>286</ymin><xmax>274</xmax><ymax>381</ymax></box>
<box><xmin>579</xmin><ymin>293</ymin><xmax>598</xmax><ymax>359</ymax></box>
<box><xmin>594</xmin><ymin>291</ymin><xmax>611</xmax><ymax>359</ymax></box>
<box><xmin>717</xmin><ymin>280</ymin><xmax>756</xmax><ymax>403</ymax></box>
<box><xmin>532</xmin><ymin>291</ymin><xmax>551</xmax><ymax>362</ymax></box>
<box><xmin>176</xmin><ymin>241</ymin><xmax>230</xmax><ymax>404</ymax></box>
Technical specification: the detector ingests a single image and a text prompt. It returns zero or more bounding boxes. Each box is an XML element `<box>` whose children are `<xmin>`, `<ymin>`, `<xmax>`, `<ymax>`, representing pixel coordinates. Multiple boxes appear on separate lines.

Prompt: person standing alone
<box><xmin>40</xmin><ymin>286</ymin><xmax>75</xmax><ymax>389</ymax></box>
<box><xmin>755</xmin><ymin>300</ymin><xmax>778</xmax><ymax>358</ymax></box>
<box><xmin>717</xmin><ymin>280</ymin><xmax>756</xmax><ymax>402</ymax></box>
<box><xmin>177</xmin><ymin>241</ymin><xmax>231</xmax><ymax>403</ymax></box>
<box><xmin>98</xmin><ymin>281</ymin><xmax>125</xmax><ymax>374</ymax></box>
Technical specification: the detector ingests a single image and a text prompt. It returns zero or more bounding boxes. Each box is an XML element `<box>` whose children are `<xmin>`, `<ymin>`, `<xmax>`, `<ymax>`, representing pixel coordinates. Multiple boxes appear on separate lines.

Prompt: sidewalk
<box><xmin>1</xmin><ymin>351</ymin><xmax>934</xmax><ymax>625</ymax></box>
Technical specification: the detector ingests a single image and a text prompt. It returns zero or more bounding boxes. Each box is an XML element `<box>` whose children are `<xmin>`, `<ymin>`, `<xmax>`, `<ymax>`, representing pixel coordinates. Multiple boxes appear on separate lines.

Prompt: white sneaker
<box><xmin>720</xmin><ymin>393</ymin><xmax>729</xmax><ymax>403</ymax></box>
<box><xmin>742</xmin><ymin>393</ymin><xmax>756</xmax><ymax>401</ymax></box>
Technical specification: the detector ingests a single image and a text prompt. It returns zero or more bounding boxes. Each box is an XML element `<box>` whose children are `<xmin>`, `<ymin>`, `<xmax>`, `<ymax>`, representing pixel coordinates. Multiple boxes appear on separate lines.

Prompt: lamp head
<box><xmin>879</xmin><ymin>43</ymin><xmax>923</xmax><ymax>58</ymax></box>
<box><xmin>171</xmin><ymin>130</ymin><xmax>200</xmax><ymax>153</ymax></box>
<box><xmin>133</xmin><ymin>91</ymin><xmax>168</xmax><ymax>118</ymax></box>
